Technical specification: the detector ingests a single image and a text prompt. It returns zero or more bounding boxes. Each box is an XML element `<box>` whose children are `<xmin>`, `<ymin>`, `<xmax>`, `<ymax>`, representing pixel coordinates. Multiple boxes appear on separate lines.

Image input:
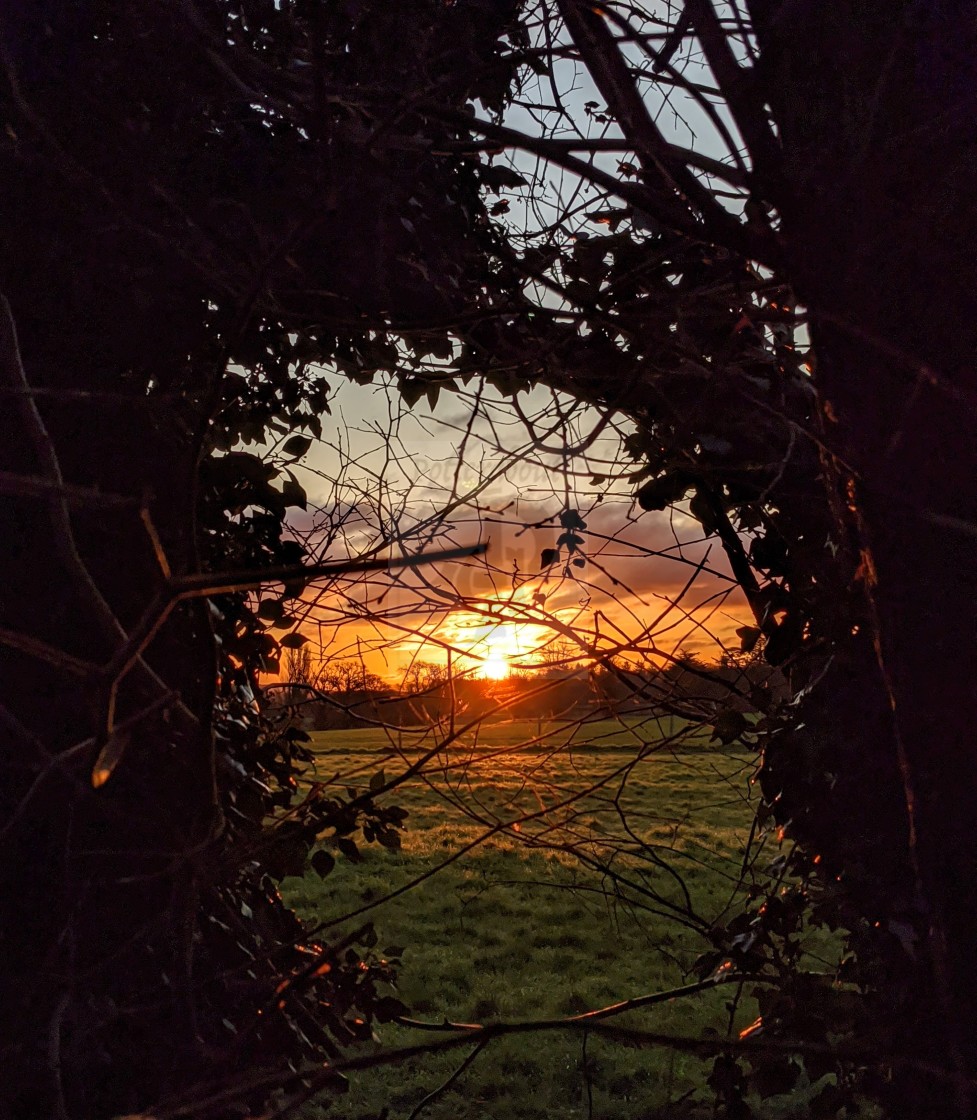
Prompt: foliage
<box><xmin>0</xmin><ymin>1</ymin><xmax>522</xmax><ymax>1115</ymax></box>
<box><xmin>3</xmin><ymin>2</ymin><xmax>977</xmax><ymax>1118</ymax></box>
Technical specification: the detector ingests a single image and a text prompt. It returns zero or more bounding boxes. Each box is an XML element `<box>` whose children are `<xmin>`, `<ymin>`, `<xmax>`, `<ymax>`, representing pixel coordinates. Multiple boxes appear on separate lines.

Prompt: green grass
<box><xmin>282</xmin><ymin>717</ymin><xmax>814</xmax><ymax>1120</ymax></box>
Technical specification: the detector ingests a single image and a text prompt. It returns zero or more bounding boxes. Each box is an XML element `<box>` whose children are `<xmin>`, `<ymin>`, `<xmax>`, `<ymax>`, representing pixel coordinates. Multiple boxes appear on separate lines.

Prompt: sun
<box><xmin>479</xmin><ymin>647</ymin><xmax>511</xmax><ymax>680</ymax></box>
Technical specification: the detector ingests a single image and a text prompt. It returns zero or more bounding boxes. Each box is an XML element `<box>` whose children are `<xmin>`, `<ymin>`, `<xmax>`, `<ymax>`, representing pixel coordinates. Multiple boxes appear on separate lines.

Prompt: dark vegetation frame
<box><xmin>1</xmin><ymin>2</ymin><xmax>976</xmax><ymax>1118</ymax></box>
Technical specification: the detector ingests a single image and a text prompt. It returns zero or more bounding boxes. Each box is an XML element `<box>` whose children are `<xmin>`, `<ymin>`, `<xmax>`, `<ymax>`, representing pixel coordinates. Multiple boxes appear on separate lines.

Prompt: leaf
<box><xmin>808</xmin><ymin>1082</ymin><xmax>846</xmax><ymax>1118</ymax></box>
<box><xmin>282</xmin><ymin>475</ymin><xmax>307</xmax><ymax>510</ymax></box>
<box><xmin>337</xmin><ymin>837</ymin><xmax>361</xmax><ymax>863</ymax></box>
<box><xmin>91</xmin><ymin>728</ymin><xmax>132</xmax><ymax>789</ymax></box>
<box><xmin>736</xmin><ymin>625</ymin><xmax>761</xmax><ymax>653</ymax></box>
<box><xmin>369</xmin><ymin>769</ymin><xmax>386</xmax><ymax>792</ymax></box>
<box><xmin>374</xmin><ymin>996</ymin><xmax>410</xmax><ymax>1023</ymax></box>
<box><xmin>748</xmin><ymin>1055</ymin><xmax>800</xmax><ymax>1099</ymax></box>
<box><xmin>264</xmin><ymin>837</ymin><xmax>309</xmax><ymax>880</ymax></box>
<box><xmin>281</xmin><ymin>434</ymin><xmax>312</xmax><ymax>459</ymax></box>
<box><xmin>711</xmin><ymin>709</ymin><xmax>749</xmax><ymax>745</ymax></box>
<box><xmin>749</xmin><ymin>533</ymin><xmax>788</xmax><ymax>575</ymax></box>
<box><xmin>257</xmin><ymin>598</ymin><xmax>285</xmax><ymax>622</ymax></box>
<box><xmin>279</xmin><ymin>632</ymin><xmax>309</xmax><ymax>649</ymax></box>
<box><xmin>540</xmin><ymin>547</ymin><xmax>559</xmax><ymax>568</ymax></box>
<box><xmin>572</xmin><ymin>557</ymin><xmax>586</xmax><ymax>568</ymax></box>
<box><xmin>480</xmin><ymin>164</ymin><xmax>529</xmax><ymax>192</ymax></box>
<box><xmin>559</xmin><ymin>509</ymin><xmax>588</xmax><ymax>530</ymax></box>
<box><xmin>398</xmin><ymin>378</ymin><xmax>425</xmax><ymax>409</ymax></box>
<box><xmin>585</xmin><ymin>207</ymin><xmax>630</xmax><ymax>230</ymax></box>
<box><xmin>635</xmin><ymin>472</ymin><xmax>692</xmax><ymax>511</ymax></box>
<box><xmin>214</xmin><ymin>451</ymin><xmax>278</xmax><ymax>485</ymax></box>
<box><xmin>279</xmin><ymin>539</ymin><xmax>307</xmax><ymax>563</ymax></box>
<box><xmin>310</xmin><ymin>849</ymin><xmax>336</xmax><ymax>879</ymax></box>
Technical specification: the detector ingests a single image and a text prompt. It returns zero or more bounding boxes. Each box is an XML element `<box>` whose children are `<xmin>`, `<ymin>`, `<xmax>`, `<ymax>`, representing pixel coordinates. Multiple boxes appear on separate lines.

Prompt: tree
<box><xmin>280</xmin><ymin>644</ymin><xmax>324</xmax><ymax>706</ymax></box>
<box><xmin>443</xmin><ymin>7</ymin><xmax>977</xmax><ymax>1113</ymax></box>
<box><xmin>0</xmin><ymin>3</ymin><xmax>519</xmax><ymax>1115</ymax></box>
<box><xmin>349</xmin><ymin>5</ymin><xmax>973</xmax><ymax>1112</ymax></box>
<box><xmin>402</xmin><ymin>660</ymin><xmax>448</xmax><ymax>695</ymax></box>
<box><xmin>4</xmin><ymin>2</ymin><xmax>977</xmax><ymax>1116</ymax></box>
<box><xmin>320</xmin><ymin>658</ymin><xmax>386</xmax><ymax>695</ymax></box>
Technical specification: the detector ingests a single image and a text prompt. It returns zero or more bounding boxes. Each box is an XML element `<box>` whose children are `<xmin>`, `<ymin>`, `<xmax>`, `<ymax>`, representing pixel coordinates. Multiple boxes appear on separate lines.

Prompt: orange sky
<box><xmin>257</xmin><ymin>378</ymin><xmax>753</xmax><ymax>685</ymax></box>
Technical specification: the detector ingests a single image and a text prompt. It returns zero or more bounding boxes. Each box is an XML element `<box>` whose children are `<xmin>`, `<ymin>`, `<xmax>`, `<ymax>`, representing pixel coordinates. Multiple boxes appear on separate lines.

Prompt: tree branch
<box><xmin>99</xmin><ymin>543</ymin><xmax>487</xmax><ymax>740</ymax></box>
<box><xmin>556</xmin><ymin>0</ymin><xmax>766</xmax><ymax>256</ymax></box>
<box><xmin>684</xmin><ymin>0</ymin><xmax>782</xmax><ymax>193</ymax></box>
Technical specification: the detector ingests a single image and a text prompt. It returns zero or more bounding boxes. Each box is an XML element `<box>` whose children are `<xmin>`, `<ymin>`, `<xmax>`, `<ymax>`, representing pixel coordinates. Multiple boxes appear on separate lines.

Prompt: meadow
<box><xmin>282</xmin><ymin>715</ymin><xmax>815</xmax><ymax>1119</ymax></box>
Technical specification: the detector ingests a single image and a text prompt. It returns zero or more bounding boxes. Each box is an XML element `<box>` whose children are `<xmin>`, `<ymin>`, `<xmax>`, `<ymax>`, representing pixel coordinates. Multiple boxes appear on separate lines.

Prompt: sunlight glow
<box><xmin>479</xmin><ymin>647</ymin><xmax>511</xmax><ymax>680</ymax></box>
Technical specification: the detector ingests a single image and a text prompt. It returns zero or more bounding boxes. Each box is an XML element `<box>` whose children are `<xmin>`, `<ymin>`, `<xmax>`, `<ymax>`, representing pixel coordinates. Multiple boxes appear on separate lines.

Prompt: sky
<box><xmin>256</xmin><ymin>12</ymin><xmax>755</xmax><ymax>685</ymax></box>
<box><xmin>268</xmin><ymin>376</ymin><xmax>751</xmax><ymax>685</ymax></box>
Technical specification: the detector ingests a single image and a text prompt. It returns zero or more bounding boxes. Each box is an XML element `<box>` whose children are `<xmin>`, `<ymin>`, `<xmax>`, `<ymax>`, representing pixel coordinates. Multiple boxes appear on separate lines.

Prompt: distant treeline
<box><xmin>274</xmin><ymin>658</ymin><xmax>787</xmax><ymax>732</ymax></box>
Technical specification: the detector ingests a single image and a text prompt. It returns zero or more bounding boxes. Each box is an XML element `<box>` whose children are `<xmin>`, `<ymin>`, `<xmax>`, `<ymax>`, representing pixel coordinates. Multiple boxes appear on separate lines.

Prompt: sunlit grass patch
<box><xmin>283</xmin><ymin>719</ymin><xmax>811</xmax><ymax>1119</ymax></box>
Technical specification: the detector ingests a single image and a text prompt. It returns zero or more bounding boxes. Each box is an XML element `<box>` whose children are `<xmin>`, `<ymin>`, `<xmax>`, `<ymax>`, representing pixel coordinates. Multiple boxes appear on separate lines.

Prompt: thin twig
<box><xmin>100</xmin><ymin>542</ymin><xmax>488</xmax><ymax>736</ymax></box>
<box><xmin>0</xmin><ymin>625</ymin><xmax>99</xmax><ymax>676</ymax></box>
<box><xmin>406</xmin><ymin>1040</ymin><xmax>488</xmax><ymax>1120</ymax></box>
<box><xmin>0</xmin><ymin>470</ymin><xmax>137</xmax><ymax>508</ymax></box>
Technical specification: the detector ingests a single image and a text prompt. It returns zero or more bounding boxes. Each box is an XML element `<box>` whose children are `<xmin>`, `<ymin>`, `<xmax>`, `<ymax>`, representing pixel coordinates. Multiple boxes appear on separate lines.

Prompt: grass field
<box><xmin>282</xmin><ymin>715</ymin><xmax>810</xmax><ymax>1119</ymax></box>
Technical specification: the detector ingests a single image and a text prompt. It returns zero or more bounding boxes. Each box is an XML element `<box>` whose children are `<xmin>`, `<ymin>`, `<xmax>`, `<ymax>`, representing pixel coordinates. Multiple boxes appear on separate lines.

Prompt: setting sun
<box><xmin>479</xmin><ymin>647</ymin><xmax>511</xmax><ymax>680</ymax></box>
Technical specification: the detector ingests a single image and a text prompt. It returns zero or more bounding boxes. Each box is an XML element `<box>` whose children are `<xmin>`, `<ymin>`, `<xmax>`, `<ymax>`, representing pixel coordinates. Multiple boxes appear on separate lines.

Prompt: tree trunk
<box><xmin>0</xmin><ymin>22</ymin><xmax>225</xmax><ymax>1101</ymax></box>
<box><xmin>752</xmin><ymin>2</ymin><xmax>977</xmax><ymax>1111</ymax></box>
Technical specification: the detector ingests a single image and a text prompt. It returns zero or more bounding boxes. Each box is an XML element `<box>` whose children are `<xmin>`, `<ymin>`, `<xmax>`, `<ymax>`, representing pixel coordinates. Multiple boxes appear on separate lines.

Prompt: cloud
<box><xmin>269</xmin><ymin>382</ymin><xmax>754</xmax><ymax>680</ymax></box>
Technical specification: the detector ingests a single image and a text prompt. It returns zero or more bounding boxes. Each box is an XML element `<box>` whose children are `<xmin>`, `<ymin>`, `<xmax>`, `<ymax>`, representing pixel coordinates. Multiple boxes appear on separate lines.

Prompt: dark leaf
<box><xmin>808</xmin><ymin>1082</ymin><xmax>846</xmax><ymax>1119</ymax></box>
<box><xmin>559</xmin><ymin>509</ymin><xmax>588</xmax><ymax>530</ymax></box>
<box><xmin>585</xmin><ymin>207</ymin><xmax>630</xmax><ymax>230</ymax></box>
<box><xmin>711</xmin><ymin>709</ymin><xmax>749</xmax><ymax>745</ymax></box>
<box><xmin>369</xmin><ymin>769</ymin><xmax>386</xmax><ymax>792</ymax></box>
<box><xmin>337</xmin><ymin>837</ymin><xmax>361</xmax><ymax>863</ymax></box>
<box><xmin>215</xmin><ymin>451</ymin><xmax>279</xmax><ymax>485</ymax></box>
<box><xmin>376</xmin><ymin>827</ymin><xmax>401</xmax><ymax>850</ymax></box>
<box><xmin>688</xmin><ymin>486</ymin><xmax>719</xmax><ymax>534</ymax></box>
<box><xmin>264</xmin><ymin>837</ymin><xmax>309</xmax><ymax>880</ymax></box>
<box><xmin>540</xmin><ymin>547</ymin><xmax>559</xmax><ymax>568</ymax></box>
<box><xmin>279</xmin><ymin>539</ymin><xmax>307</xmax><ymax>563</ymax></box>
<box><xmin>748</xmin><ymin>1056</ymin><xmax>800</xmax><ymax>1099</ymax></box>
<box><xmin>749</xmin><ymin>533</ymin><xmax>788</xmax><ymax>575</ymax></box>
<box><xmin>399</xmin><ymin>378</ymin><xmax>425</xmax><ymax>409</ymax></box>
<box><xmin>282</xmin><ymin>476</ymin><xmax>307</xmax><ymax>510</ymax></box>
<box><xmin>480</xmin><ymin>164</ymin><xmax>529</xmax><ymax>192</ymax></box>
<box><xmin>310</xmin><ymin>849</ymin><xmax>336</xmax><ymax>879</ymax></box>
<box><xmin>279</xmin><ymin>632</ymin><xmax>309</xmax><ymax>649</ymax></box>
<box><xmin>636</xmin><ymin>472</ymin><xmax>692</xmax><ymax>511</ymax></box>
<box><xmin>373</xmin><ymin>996</ymin><xmax>410</xmax><ymax>1023</ymax></box>
<box><xmin>736</xmin><ymin>625</ymin><xmax>761</xmax><ymax>653</ymax></box>
<box><xmin>257</xmin><ymin>598</ymin><xmax>285</xmax><ymax>622</ymax></box>
<box><xmin>281</xmin><ymin>434</ymin><xmax>313</xmax><ymax>459</ymax></box>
